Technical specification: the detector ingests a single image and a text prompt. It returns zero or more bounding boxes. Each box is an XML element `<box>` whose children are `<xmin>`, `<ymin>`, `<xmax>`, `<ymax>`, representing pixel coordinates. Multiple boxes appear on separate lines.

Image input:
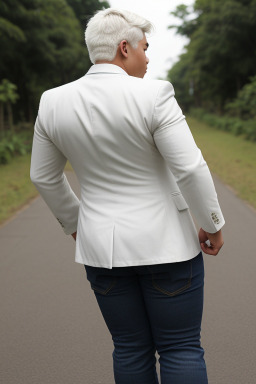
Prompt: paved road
<box><xmin>1</xmin><ymin>173</ymin><xmax>256</xmax><ymax>384</ymax></box>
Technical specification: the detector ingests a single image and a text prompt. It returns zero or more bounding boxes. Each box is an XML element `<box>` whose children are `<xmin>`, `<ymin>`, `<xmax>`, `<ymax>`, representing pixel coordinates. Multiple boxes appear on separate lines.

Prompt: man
<box><xmin>31</xmin><ymin>8</ymin><xmax>224</xmax><ymax>384</ymax></box>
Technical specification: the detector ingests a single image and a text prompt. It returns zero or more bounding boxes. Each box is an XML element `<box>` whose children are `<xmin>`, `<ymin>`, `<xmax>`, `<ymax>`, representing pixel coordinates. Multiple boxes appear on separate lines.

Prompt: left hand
<box><xmin>198</xmin><ymin>228</ymin><xmax>224</xmax><ymax>256</ymax></box>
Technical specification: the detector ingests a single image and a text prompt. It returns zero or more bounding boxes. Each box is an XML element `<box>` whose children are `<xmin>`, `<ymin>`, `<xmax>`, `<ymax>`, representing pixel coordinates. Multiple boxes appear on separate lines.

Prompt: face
<box><xmin>125</xmin><ymin>35</ymin><xmax>149</xmax><ymax>78</ymax></box>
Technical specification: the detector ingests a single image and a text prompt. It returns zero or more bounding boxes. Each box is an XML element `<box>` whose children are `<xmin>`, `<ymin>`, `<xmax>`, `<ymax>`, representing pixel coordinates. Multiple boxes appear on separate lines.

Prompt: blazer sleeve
<box><xmin>152</xmin><ymin>81</ymin><xmax>225</xmax><ymax>233</ymax></box>
<box><xmin>30</xmin><ymin>93</ymin><xmax>80</xmax><ymax>235</ymax></box>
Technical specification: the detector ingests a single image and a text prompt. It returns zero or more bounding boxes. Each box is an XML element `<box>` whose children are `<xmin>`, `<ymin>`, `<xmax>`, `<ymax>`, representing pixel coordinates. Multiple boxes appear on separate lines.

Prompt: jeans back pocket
<box><xmin>85</xmin><ymin>265</ymin><xmax>117</xmax><ymax>295</ymax></box>
<box><xmin>148</xmin><ymin>259</ymin><xmax>192</xmax><ymax>297</ymax></box>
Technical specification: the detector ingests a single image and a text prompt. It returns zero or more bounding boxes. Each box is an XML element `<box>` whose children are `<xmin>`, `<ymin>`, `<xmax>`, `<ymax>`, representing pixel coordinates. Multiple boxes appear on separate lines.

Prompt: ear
<box><xmin>119</xmin><ymin>40</ymin><xmax>128</xmax><ymax>58</ymax></box>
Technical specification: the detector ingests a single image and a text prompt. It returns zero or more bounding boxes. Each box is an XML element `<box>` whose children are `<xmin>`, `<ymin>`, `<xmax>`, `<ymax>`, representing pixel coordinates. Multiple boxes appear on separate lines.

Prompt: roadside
<box><xmin>0</xmin><ymin>154</ymin><xmax>38</xmax><ymax>225</ymax></box>
<box><xmin>0</xmin><ymin>156</ymin><xmax>73</xmax><ymax>226</ymax></box>
<box><xmin>188</xmin><ymin>116</ymin><xmax>256</xmax><ymax>210</ymax></box>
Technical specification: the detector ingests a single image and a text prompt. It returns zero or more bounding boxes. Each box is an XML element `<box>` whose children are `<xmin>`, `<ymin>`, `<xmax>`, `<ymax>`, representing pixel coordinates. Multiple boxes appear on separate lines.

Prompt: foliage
<box><xmin>0</xmin><ymin>16</ymin><xmax>26</xmax><ymax>41</ymax></box>
<box><xmin>225</xmin><ymin>76</ymin><xmax>256</xmax><ymax>119</ymax></box>
<box><xmin>66</xmin><ymin>0</ymin><xmax>109</xmax><ymax>29</ymax></box>
<box><xmin>190</xmin><ymin>108</ymin><xmax>256</xmax><ymax>142</ymax></box>
<box><xmin>0</xmin><ymin>79</ymin><xmax>19</xmax><ymax>104</ymax></box>
<box><xmin>0</xmin><ymin>130</ymin><xmax>33</xmax><ymax>164</ymax></box>
<box><xmin>169</xmin><ymin>4</ymin><xmax>198</xmax><ymax>38</ymax></box>
<box><xmin>0</xmin><ymin>0</ymin><xmax>109</xmax><ymax>124</ymax></box>
<box><xmin>168</xmin><ymin>0</ymin><xmax>256</xmax><ymax>111</ymax></box>
<box><xmin>0</xmin><ymin>79</ymin><xmax>19</xmax><ymax>131</ymax></box>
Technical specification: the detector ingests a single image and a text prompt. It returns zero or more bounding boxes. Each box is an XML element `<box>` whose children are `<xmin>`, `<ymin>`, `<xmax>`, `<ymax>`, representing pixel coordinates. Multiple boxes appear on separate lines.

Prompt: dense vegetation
<box><xmin>0</xmin><ymin>0</ymin><xmax>109</xmax><ymax>163</ymax></box>
<box><xmin>168</xmin><ymin>0</ymin><xmax>256</xmax><ymax>141</ymax></box>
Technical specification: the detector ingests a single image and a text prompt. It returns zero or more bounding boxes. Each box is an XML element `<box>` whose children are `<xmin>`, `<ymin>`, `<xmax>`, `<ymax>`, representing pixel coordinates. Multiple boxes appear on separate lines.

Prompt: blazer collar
<box><xmin>86</xmin><ymin>64</ymin><xmax>128</xmax><ymax>76</ymax></box>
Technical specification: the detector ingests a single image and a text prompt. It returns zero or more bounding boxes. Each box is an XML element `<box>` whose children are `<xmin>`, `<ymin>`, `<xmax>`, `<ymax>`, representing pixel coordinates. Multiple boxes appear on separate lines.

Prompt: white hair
<box><xmin>85</xmin><ymin>8</ymin><xmax>154</xmax><ymax>64</ymax></box>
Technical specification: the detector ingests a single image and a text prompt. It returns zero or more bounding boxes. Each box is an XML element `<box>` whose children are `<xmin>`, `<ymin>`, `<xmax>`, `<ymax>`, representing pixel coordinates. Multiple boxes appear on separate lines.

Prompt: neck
<box><xmin>95</xmin><ymin>59</ymin><xmax>128</xmax><ymax>74</ymax></box>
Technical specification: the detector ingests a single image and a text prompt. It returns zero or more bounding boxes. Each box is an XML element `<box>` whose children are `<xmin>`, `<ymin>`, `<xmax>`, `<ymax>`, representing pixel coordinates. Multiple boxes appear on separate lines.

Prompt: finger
<box><xmin>200</xmin><ymin>242</ymin><xmax>219</xmax><ymax>256</ymax></box>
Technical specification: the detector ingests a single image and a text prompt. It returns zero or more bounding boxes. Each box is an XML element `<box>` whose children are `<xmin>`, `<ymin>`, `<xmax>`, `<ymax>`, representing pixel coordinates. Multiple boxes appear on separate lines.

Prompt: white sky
<box><xmin>109</xmin><ymin>0</ymin><xmax>194</xmax><ymax>79</ymax></box>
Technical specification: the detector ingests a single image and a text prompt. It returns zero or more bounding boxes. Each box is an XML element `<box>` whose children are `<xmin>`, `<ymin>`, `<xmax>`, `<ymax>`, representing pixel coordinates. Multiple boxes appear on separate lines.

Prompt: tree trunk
<box><xmin>0</xmin><ymin>103</ymin><xmax>4</xmax><ymax>132</ymax></box>
<box><xmin>7</xmin><ymin>102</ymin><xmax>14</xmax><ymax>133</ymax></box>
<box><xmin>236</xmin><ymin>76</ymin><xmax>241</xmax><ymax>92</ymax></box>
<box><xmin>28</xmin><ymin>100</ymin><xmax>34</xmax><ymax>123</ymax></box>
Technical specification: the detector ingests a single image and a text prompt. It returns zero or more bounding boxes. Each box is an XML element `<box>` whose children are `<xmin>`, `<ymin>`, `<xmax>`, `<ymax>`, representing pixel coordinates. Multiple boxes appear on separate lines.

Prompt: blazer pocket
<box><xmin>171</xmin><ymin>192</ymin><xmax>189</xmax><ymax>211</ymax></box>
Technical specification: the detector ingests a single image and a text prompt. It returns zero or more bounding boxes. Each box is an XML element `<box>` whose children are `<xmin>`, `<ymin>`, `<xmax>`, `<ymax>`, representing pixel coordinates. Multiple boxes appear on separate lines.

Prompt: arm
<box><xmin>30</xmin><ymin>94</ymin><xmax>80</xmax><ymax>236</ymax></box>
<box><xmin>152</xmin><ymin>82</ymin><xmax>225</xmax><ymax>255</ymax></box>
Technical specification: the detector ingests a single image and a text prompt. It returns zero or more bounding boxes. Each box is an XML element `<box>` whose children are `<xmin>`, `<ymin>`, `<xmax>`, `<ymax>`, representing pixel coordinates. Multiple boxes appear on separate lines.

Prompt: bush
<box><xmin>190</xmin><ymin>108</ymin><xmax>256</xmax><ymax>142</ymax></box>
<box><xmin>225</xmin><ymin>76</ymin><xmax>256</xmax><ymax>119</ymax></box>
<box><xmin>0</xmin><ymin>130</ymin><xmax>33</xmax><ymax>164</ymax></box>
<box><xmin>244</xmin><ymin>121</ymin><xmax>256</xmax><ymax>142</ymax></box>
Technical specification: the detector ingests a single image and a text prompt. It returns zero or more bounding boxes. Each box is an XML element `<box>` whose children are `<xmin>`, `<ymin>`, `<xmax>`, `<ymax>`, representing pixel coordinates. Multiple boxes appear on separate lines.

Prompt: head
<box><xmin>85</xmin><ymin>8</ymin><xmax>153</xmax><ymax>78</ymax></box>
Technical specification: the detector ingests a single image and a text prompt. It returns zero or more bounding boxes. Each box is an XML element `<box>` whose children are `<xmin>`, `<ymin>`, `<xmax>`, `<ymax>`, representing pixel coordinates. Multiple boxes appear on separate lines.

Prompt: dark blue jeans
<box><xmin>84</xmin><ymin>253</ymin><xmax>208</xmax><ymax>384</ymax></box>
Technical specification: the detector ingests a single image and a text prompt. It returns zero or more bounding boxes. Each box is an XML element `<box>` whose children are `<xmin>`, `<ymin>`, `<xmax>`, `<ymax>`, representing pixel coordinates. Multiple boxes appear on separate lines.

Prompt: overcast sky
<box><xmin>109</xmin><ymin>0</ymin><xmax>194</xmax><ymax>79</ymax></box>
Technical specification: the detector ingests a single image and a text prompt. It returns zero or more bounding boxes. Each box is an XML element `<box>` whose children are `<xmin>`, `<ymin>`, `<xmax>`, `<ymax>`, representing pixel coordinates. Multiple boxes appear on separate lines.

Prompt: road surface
<box><xmin>1</xmin><ymin>173</ymin><xmax>255</xmax><ymax>383</ymax></box>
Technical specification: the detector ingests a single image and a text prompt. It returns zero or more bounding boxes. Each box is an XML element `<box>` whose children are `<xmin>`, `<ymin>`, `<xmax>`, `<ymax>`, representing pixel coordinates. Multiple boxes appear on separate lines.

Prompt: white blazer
<box><xmin>31</xmin><ymin>64</ymin><xmax>224</xmax><ymax>268</ymax></box>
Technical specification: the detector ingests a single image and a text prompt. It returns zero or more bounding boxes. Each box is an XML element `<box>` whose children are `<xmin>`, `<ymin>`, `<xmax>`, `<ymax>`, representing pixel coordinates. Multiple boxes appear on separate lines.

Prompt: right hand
<box><xmin>198</xmin><ymin>228</ymin><xmax>224</xmax><ymax>256</ymax></box>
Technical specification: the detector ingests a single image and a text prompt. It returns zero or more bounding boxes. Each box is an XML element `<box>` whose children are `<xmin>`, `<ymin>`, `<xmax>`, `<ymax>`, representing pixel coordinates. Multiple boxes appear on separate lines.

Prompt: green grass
<box><xmin>0</xmin><ymin>154</ymin><xmax>73</xmax><ymax>225</ymax></box>
<box><xmin>1</xmin><ymin>118</ymin><xmax>256</xmax><ymax>226</ymax></box>
<box><xmin>0</xmin><ymin>153</ymin><xmax>38</xmax><ymax>225</ymax></box>
<box><xmin>187</xmin><ymin>116</ymin><xmax>256</xmax><ymax>209</ymax></box>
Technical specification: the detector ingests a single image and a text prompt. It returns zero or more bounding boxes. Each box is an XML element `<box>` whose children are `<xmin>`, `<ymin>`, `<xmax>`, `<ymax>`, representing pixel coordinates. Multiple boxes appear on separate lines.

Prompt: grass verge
<box><xmin>0</xmin><ymin>154</ymin><xmax>38</xmax><ymax>225</ymax></box>
<box><xmin>188</xmin><ymin>116</ymin><xmax>256</xmax><ymax>209</ymax></box>
<box><xmin>0</xmin><ymin>155</ymin><xmax>73</xmax><ymax>226</ymax></box>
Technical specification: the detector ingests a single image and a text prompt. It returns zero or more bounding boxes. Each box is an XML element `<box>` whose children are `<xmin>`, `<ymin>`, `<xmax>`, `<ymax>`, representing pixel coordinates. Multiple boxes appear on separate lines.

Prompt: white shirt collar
<box><xmin>86</xmin><ymin>64</ymin><xmax>128</xmax><ymax>76</ymax></box>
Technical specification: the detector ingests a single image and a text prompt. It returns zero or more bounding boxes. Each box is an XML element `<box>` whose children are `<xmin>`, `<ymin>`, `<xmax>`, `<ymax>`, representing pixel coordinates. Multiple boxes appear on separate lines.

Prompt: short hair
<box><xmin>85</xmin><ymin>8</ymin><xmax>153</xmax><ymax>64</ymax></box>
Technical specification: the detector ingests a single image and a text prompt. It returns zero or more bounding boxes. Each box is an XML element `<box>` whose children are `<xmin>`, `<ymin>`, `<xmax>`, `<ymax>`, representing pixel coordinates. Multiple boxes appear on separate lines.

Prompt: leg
<box><xmin>84</xmin><ymin>266</ymin><xmax>159</xmax><ymax>384</ymax></box>
<box><xmin>139</xmin><ymin>253</ymin><xmax>208</xmax><ymax>384</ymax></box>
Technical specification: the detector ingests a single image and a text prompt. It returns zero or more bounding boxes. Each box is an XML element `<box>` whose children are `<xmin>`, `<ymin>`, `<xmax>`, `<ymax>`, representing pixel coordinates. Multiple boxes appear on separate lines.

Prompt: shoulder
<box><xmin>120</xmin><ymin>76</ymin><xmax>175</xmax><ymax>102</ymax></box>
<box><xmin>41</xmin><ymin>77</ymin><xmax>84</xmax><ymax>102</ymax></box>
<box><xmin>125</xmin><ymin>76</ymin><xmax>173</xmax><ymax>91</ymax></box>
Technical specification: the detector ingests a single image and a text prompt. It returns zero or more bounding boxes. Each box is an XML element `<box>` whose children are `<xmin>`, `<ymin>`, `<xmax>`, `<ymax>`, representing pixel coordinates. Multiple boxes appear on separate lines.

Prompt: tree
<box><xmin>66</xmin><ymin>0</ymin><xmax>109</xmax><ymax>29</ymax></box>
<box><xmin>0</xmin><ymin>0</ymin><xmax>109</xmax><ymax>123</ymax></box>
<box><xmin>0</xmin><ymin>79</ymin><xmax>19</xmax><ymax>132</ymax></box>
<box><xmin>0</xmin><ymin>1</ymin><xmax>26</xmax><ymax>42</ymax></box>
<box><xmin>225</xmin><ymin>75</ymin><xmax>256</xmax><ymax>119</ymax></box>
<box><xmin>168</xmin><ymin>0</ymin><xmax>256</xmax><ymax>112</ymax></box>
